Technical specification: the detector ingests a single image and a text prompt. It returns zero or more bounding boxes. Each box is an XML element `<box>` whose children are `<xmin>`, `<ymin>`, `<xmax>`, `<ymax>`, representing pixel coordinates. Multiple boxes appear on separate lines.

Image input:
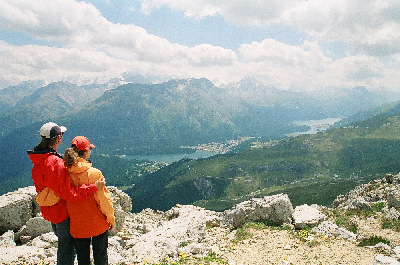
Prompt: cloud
<box><xmin>140</xmin><ymin>0</ymin><xmax>400</xmax><ymax>57</ymax></box>
<box><xmin>0</xmin><ymin>0</ymin><xmax>103</xmax><ymax>41</ymax></box>
<box><xmin>237</xmin><ymin>39</ymin><xmax>331</xmax><ymax>89</ymax></box>
<box><xmin>0</xmin><ymin>0</ymin><xmax>238</xmax><ymax>71</ymax></box>
<box><xmin>283</xmin><ymin>0</ymin><xmax>400</xmax><ymax>56</ymax></box>
<box><xmin>139</xmin><ymin>0</ymin><xmax>297</xmax><ymax>25</ymax></box>
<box><xmin>0</xmin><ymin>40</ymin><xmax>129</xmax><ymax>85</ymax></box>
<box><xmin>0</xmin><ymin>0</ymin><xmax>399</xmax><ymax>93</ymax></box>
<box><xmin>236</xmin><ymin>38</ymin><xmax>400</xmax><ymax>91</ymax></box>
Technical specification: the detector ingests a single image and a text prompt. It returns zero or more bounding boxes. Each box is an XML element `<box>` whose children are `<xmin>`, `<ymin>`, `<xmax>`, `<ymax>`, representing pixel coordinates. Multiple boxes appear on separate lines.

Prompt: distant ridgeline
<box><xmin>0</xmin><ymin>78</ymin><xmax>400</xmax><ymax>197</ymax></box>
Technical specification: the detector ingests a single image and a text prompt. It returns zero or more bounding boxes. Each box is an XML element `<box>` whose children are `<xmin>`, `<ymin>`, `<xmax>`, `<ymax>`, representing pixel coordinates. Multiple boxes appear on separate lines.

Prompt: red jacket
<box><xmin>27</xmin><ymin>149</ymin><xmax>98</xmax><ymax>224</ymax></box>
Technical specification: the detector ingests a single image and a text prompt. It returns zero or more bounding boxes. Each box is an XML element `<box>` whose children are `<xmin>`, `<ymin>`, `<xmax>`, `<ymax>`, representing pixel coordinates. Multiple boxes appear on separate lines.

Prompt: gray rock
<box><xmin>293</xmin><ymin>204</ymin><xmax>326</xmax><ymax>229</ymax></box>
<box><xmin>336</xmin><ymin>227</ymin><xmax>357</xmax><ymax>242</ymax></box>
<box><xmin>29</xmin><ymin>236</ymin><xmax>54</xmax><ymax>249</ymax></box>
<box><xmin>0</xmin><ymin>230</ymin><xmax>15</xmax><ymax>247</ymax></box>
<box><xmin>40</xmin><ymin>232</ymin><xmax>58</xmax><ymax>243</ymax></box>
<box><xmin>108</xmin><ymin>186</ymin><xmax>133</xmax><ymax>236</ymax></box>
<box><xmin>14</xmin><ymin>225</ymin><xmax>27</xmax><ymax>242</ymax></box>
<box><xmin>178</xmin><ymin>242</ymin><xmax>210</xmax><ymax>256</ymax></box>
<box><xmin>393</xmin><ymin>246</ymin><xmax>400</xmax><ymax>258</ymax></box>
<box><xmin>108</xmin><ymin>186</ymin><xmax>132</xmax><ymax>213</ymax></box>
<box><xmin>128</xmin><ymin>205</ymin><xmax>212</xmax><ymax>263</ymax></box>
<box><xmin>348</xmin><ymin>198</ymin><xmax>371</xmax><ymax>210</ymax></box>
<box><xmin>374</xmin><ymin>242</ymin><xmax>395</xmax><ymax>256</ymax></box>
<box><xmin>375</xmin><ymin>254</ymin><xmax>400</xmax><ymax>265</ymax></box>
<box><xmin>223</xmin><ymin>193</ymin><xmax>293</xmax><ymax>228</ymax></box>
<box><xmin>332</xmin><ymin>194</ymin><xmax>346</xmax><ymax>208</ymax></box>
<box><xmin>311</xmin><ymin>221</ymin><xmax>356</xmax><ymax>242</ymax></box>
<box><xmin>26</xmin><ymin>217</ymin><xmax>53</xmax><ymax>238</ymax></box>
<box><xmin>387</xmin><ymin>190</ymin><xmax>400</xmax><ymax>209</ymax></box>
<box><xmin>384</xmin><ymin>207</ymin><xmax>400</xmax><ymax>220</ymax></box>
<box><xmin>0</xmin><ymin>190</ymin><xmax>34</xmax><ymax>234</ymax></box>
<box><xmin>20</xmin><ymin>235</ymin><xmax>32</xmax><ymax>244</ymax></box>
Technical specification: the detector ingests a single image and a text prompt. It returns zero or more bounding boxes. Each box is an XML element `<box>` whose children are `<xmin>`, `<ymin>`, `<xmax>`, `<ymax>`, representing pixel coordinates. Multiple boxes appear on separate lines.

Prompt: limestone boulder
<box><xmin>375</xmin><ymin>254</ymin><xmax>400</xmax><ymax>265</ymax></box>
<box><xmin>26</xmin><ymin>217</ymin><xmax>53</xmax><ymax>238</ymax></box>
<box><xmin>0</xmin><ymin>187</ymin><xmax>37</xmax><ymax>234</ymax></box>
<box><xmin>293</xmin><ymin>204</ymin><xmax>326</xmax><ymax>229</ymax></box>
<box><xmin>0</xmin><ymin>230</ymin><xmax>15</xmax><ymax>247</ymax></box>
<box><xmin>223</xmin><ymin>193</ymin><xmax>294</xmax><ymax>228</ymax></box>
<box><xmin>128</xmin><ymin>205</ymin><xmax>215</xmax><ymax>263</ymax></box>
<box><xmin>387</xmin><ymin>190</ymin><xmax>400</xmax><ymax>209</ymax></box>
<box><xmin>311</xmin><ymin>221</ymin><xmax>356</xmax><ymax>242</ymax></box>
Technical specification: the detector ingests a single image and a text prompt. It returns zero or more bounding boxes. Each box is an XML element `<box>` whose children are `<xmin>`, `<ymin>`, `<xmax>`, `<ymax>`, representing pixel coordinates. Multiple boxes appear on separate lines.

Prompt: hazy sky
<box><xmin>0</xmin><ymin>0</ymin><xmax>399</xmax><ymax>92</ymax></box>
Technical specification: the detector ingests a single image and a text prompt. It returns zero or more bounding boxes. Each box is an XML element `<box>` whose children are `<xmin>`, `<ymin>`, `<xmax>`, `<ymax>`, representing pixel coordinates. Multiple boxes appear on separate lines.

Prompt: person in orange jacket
<box><xmin>64</xmin><ymin>136</ymin><xmax>115</xmax><ymax>265</ymax></box>
<box><xmin>28</xmin><ymin>122</ymin><xmax>105</xmax><ymax>265</ymax></box>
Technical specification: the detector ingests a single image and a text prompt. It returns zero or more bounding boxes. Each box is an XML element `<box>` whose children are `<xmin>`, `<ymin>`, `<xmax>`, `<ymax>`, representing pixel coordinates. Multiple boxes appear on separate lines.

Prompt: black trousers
<box><xmin>73</xmin><ymin>231</ymin><xmax>108</xmax><ymax>265</ymax></box>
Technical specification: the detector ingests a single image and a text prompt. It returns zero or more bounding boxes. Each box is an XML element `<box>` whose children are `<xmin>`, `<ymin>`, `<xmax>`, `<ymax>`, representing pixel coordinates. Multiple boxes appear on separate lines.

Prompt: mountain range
<box><xmin>126</xmin><ymin>99</ymin><xmax>400</xmax><ymax>212</ymax></box>
<box><xmin>0</xmin><ymin>76</ymin><xmax>399</xmax><ymax>196</ymax></box>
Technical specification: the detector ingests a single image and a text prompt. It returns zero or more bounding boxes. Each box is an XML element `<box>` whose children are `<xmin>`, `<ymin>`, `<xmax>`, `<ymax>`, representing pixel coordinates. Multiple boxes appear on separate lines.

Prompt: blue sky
<box><xmin>0</xmin><ymin>0</ymin><xmax>399</xmax><ymax>93</ymax></box>
<box><xmin>93</xmin><ymin>1</ymin><xmax>306</xmax><ymax>49</ymax></box>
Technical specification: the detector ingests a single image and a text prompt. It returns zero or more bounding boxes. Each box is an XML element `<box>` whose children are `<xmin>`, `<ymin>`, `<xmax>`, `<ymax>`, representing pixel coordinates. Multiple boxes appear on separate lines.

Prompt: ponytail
<box><xmin>64</xmin><ymin>148</ymin><xmax>79</xmax><ymax>167</ymax></box>
<box><xmin>64</xmin><ymin>145</ymin><xmax>87</xmax><ymax>167</ymax></box>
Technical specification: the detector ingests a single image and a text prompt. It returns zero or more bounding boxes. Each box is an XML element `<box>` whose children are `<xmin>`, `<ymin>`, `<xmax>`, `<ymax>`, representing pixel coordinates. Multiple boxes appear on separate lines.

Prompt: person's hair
<box><xmin>34</xmin><ymin>136</ymin><xmax>58</xmax><ymax>151</ymax></box>
<box><xmin>64</xmin><ymin>146</ymin><xmax>86</xmax><ymax>167</ymax></box>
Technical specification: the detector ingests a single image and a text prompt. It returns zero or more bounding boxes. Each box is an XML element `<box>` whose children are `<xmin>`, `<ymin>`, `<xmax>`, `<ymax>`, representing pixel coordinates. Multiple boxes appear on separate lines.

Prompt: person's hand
<box><xmin>108</xmin><ymin>224</ymin><xmax>114</xmax><ymax>230</ymax></box>
<box><xmin>95</xmin><ymin>177</ymin><xmax>106</xmax><ymax>190</ymax></box>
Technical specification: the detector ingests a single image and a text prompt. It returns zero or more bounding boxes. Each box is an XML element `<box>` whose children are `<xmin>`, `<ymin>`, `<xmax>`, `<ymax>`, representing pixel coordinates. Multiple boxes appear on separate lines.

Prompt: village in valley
<box><xmin>182</xmin><ymin>137</ymin><xmax>254</xmax><ymax>154</ymax></box>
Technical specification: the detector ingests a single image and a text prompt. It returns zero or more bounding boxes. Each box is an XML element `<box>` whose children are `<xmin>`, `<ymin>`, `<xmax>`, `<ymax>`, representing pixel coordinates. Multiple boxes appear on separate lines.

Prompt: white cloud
<box><xmin>0</xmin><ymin>0</ymin><xmax>399</xmax><ymax>93</ymax></box>
<box><xmin>237</xmin><ymin>39</ymin><xmax>332</xmax><ymax>90</ymax></box>
<box><xmin>139</xmin><ymin>0</ymin><xmax>298</xmax><ymax>25</ymax></box>
<box><xmin>0</xmin><ymin>40</ymin><xmax>129</xmax><ymax>85</ymax></box>
<box><xmin>236</xmin><ymin>38</ymin><xmax>400</xmax><ymax>91</ymax></box>
<box><xmin>187</xmin><ymin>44</ymin><xmax>237</xmax><ymax>66</ymax></box>
<box><xmin>0</xmin><ymin>0</ymin><xmax>103</xmax><ymax>41</ymax></box>
<box><xmin>0</xmin><ymin>0</ymin><xmax>238</xmax><ymax>82</ymax></box>
<box><xmin>140</xmin><ymin>0</ymin><xmax>400</xmax><ymax>57</ymax></box>
<box><xmin>283</xmin><ymin>0</ymin><xmax>400</xmax><ymax>56</ymax></box>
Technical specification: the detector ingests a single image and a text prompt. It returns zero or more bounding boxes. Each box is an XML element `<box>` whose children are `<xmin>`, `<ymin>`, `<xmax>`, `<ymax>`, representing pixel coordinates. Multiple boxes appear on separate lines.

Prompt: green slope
<box><xmin>127</xmin><ymin>114</ymin><xmax>400</xmax><ymax>212</ymax></box>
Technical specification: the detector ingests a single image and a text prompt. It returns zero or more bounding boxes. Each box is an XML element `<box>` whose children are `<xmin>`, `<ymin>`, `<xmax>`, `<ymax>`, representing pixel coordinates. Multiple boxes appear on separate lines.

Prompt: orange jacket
<box><xmin>66</xmin><ymin>158</ymin><xmax>115</xmax><ymax>238</ymax></box>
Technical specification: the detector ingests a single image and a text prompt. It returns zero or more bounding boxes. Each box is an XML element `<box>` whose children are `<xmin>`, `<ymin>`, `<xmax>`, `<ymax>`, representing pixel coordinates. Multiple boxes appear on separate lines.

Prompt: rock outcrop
<box><xmin>0</xmin><ymin>188</ymin><xmax>296</xmax><ymax>264</ymax></box>
<box><xmin>333</xmin><ymin>174</ymin><xmax>400</xmax><ymax>211</ymax></box>
<box><xmin>2</xmin><ymin>175</ymin><xmax>400</xmax><ymax>264</ymax></box>
<box><xmin>333</xmin><ymin>173</ymin><xmax>400</xmax><ymax>223</ymax></box>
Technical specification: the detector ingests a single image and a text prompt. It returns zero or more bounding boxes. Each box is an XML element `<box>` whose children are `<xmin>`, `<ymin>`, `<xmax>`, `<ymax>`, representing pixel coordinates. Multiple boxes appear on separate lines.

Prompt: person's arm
<box><xmin>92</xmin><ymin>171</ymin><xmax>115</xmax><ymax>228</ymax></box>
<box><xmin>44</xmin><ymin>156</ymin><xmax>103</xmax><ymax>202</ymax></box>
<box><xmin>36</xmin><ymin>187</ymin><xmax>60</xmax><ymax>206</ymax></box>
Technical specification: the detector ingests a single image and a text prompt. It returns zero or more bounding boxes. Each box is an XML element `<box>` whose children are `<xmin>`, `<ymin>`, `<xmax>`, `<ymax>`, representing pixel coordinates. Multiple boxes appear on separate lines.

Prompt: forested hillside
<box><xmin>127</xmin><ymin>109</ymin><xmax>400</xmax><ymax>212</ymax></box>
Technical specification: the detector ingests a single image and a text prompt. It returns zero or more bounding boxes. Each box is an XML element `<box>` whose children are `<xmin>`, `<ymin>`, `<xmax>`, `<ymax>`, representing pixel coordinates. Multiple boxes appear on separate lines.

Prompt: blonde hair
<box><xmin>64</xmin><ymin>146</ymin><xmax>86</xmax><ymax>167</ymax></box>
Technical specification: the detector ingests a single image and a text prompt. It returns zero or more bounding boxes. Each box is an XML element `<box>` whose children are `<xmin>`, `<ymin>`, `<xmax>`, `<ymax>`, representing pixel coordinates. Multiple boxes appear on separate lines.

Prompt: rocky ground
<box><xmin>2</xmin><ymin>174</ymin><xmax>400</xmax><ymax>264</ymax></box>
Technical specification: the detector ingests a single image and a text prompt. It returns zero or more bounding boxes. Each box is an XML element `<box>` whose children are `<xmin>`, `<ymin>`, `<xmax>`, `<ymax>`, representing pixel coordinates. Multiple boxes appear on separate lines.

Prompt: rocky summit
<box><xmin>2</xmin><ymin>174</ymin><xmax>400</xmax><ymax>264</ymax></box>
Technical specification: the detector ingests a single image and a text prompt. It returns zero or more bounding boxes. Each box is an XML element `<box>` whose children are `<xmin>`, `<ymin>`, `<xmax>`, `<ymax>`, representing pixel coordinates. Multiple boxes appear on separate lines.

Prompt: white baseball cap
<box><xmin>40</xmin><ymin>122</ymin><xmax>67</xmax><ymax>139</ymax></box>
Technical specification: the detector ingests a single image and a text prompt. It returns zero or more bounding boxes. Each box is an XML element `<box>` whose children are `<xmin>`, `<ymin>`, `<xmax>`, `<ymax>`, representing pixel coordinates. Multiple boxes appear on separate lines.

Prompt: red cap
<box><xmin>71</xmin><ymin>136</ymin><xmax>95</xmax><ymax>151</ymax></box>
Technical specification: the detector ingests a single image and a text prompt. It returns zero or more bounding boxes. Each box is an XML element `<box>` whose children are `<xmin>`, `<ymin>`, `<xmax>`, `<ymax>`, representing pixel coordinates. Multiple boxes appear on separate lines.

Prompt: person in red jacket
<box><xmin>27</xmin><ymin>122</ymin><xmax>105</xmax><ymax>265</ymax></box>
